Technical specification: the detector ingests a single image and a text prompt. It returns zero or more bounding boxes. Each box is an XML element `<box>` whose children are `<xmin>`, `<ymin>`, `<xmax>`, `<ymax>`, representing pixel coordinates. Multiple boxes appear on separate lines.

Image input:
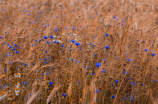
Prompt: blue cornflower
<box><xmin>77</xmin><ymin>81</ymin><xmax>80</xmax><ymax>85</ymax></box>
<box><xmin>75</xmin><ymin>42</ymin><xmax>81</xmax><ymax>46</ymax></box>
<box><xmin>92</xmin><ymin>44</ymin><xmax>96</xmax><ymax>47</ymax></box>
<box><xmin>151</xmin><ymin>52</ymin><xmax>156</xmax><ymax>56</ymax></box>
<box><xmin>111</xmin><ymin>95</ymin><xmax>115</xmax><ymax>99</ymax></box>
<box><xmin>105</xmin><ymin>46</ymin><xmax>109</xmax><ymax>49</ymax></box>
<box><xmin>43</xmin><ymin>58</ymin><xmax>46</xmax><ymax>61</ymax></box>
<box><xmin>95</xmin><ymin>62</ymin><xmax>101</xmax><ymax>68</ymax></box>
<box><xmin>131</xmin><ymin>82</ymin><xmax>136</xmax><ymax>86</ymax></box>
<box><xmin>51</xmin><ymin>67</ymin><xmax>54</xmax><ymax>70</ymax></box>
<box><xmin>144</xmin><ymin>49</ymin><xmax>148</xmax><ymax>52</ymax></box>
<box><xmin>87</xmin><ymin>66</ymin><xmax>90</xmax><ymax>69</ymax></box>
<box><xmin>16</xmin><ymin>51</ymin><xmax>19</xmax><ymax>54</ymax></box>
<box><xmin>46</xmin><ymin>41</ymin><xmax>50</xmax><ymax>44</ymax></box>
<box><xmin>63</xmin><ymin>93</ymin><xmax>67</xmax><ymax>97</ymax></box>
<box><xmin>24</xmin><ymin>63</ymin><xmax>28</xmax><ymax>67</ymax></box>
<box><xmin>92</xmin><ymin>73</ymin><xmax>95</xmax><ymax>76</ymax></box>
<box><xmin>35</xmin><ymin>40</ymin><xmax>38</xmax><ymax>42</ymax></box>
<box><xmin>123</xmin><ymin>72</ymin><xmax>128</xmax><ymax>74</ymax></box>
<box><xmin>0</xmin><ymin>36</ymin><xmax>2</xmax><ymax>38</ymax></box>
<box><xmin>54</xmin><ymin>28</ymin><xmax>58</xmax><ymax>32</ymax></box>
<box><xmin>94</xmin><ymin>54</ymin><xmax>97</xmax><ymax>57</ymax></box>
<box><xmin>101</xmin><ymin>69</ymin><xmax>106</xmax><ymax>73</ymax></box>
<box><xmin>71</xmin><ymin>40</ymin><xmax>75</xmax><ymax>43</ymax></box>
<box><xmin>115</xmin><ymin>79</ymin><xmax>119</xmax><ymax>83</ymax></box>
<box><xmin>8</xmin><ymin>46</ymin><xmax>12</xmax><ymax>48</ymax></box>
<box><xmin>2</xmin><ymin>9</ymin><xmax>5</xmax><ymax>11</ymax></box>
<box><xmin>105</xmin><ymin>33</ymin><xmax>109</xmax><ymax>36</ymax></box>
<box><xmin>72</xmin><ymin>26</ymin><xmax>75</xmax><ymax>30</ymax></box>
<box><xmin>61</xmin><ymin>45</ymin><xmax>64</xmax><ymax>47</ymax></box>
<box><xmin>103</xmin><ymin>58</ymin><xmax>106</xmax><ymax>63</ymax></box>
<box><xmin>56</xmin><ymin>15</ymin><xmax>59</xmax><ymax>18</ymax></box>
<box><xmin>33</xmin><ymin>21</ymin><xmax>37</xmax><ymax>23</ymax></box>
<box><xmin>49</xmin><ymin>82</ymin><xmax>53</xmax><ymax>85</ymax></box>
<box><xmin>50</xmin><ymin>35</ymin><xmax>54</xmax><ymax>39</ymax></box>
<box><xmin>45</xmin><ymin>51</ymin><xmax>47</xmax><ymax>54</ymax></box>
<box><xmin>4</xmin><ymin>85</ymin><xmax>7</xmax><ymax>87</ymax></box>
<box><xmin>43</xmin><ymin>36</ymin><xmax>48</xmax><ymax>39</ymax></box>
<box><xmin>96</xmin><ymin>89</ymin><xmax>99</xmax><ymax>93</ymax></box>
<box><xmin>4</xmin><ymin>68</ymin><xmax>7</xmax><ymax>72</ymax></box>
<box><xmin>127</xmin><ymin>58</ymin><xmax>132</xmax><ymax>61</ymax></box>
<box><xmin>40</xmin><ymin>11</ymin><xmax>43</xmax><ymax>13</ymax></box>
<box><xmin>152</xmin><ymin>79</ymin><xmax>157</xmax><ymax>82</ymax></box>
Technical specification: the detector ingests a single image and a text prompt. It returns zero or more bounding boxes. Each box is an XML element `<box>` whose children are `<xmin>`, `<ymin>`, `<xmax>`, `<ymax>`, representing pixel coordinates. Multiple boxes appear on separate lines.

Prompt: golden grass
<box><xmin>0</xmin><ymin>0</ymin><xmax>158</xmax><ymax>104</ymax></box>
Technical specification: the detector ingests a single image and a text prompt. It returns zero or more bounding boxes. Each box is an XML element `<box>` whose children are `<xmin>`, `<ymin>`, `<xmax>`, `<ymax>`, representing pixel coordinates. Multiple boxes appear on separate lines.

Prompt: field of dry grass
<box><xmin>0</xmin><ymin>0</ymin><xmax>158</xmax><ymax>104</ymax></box>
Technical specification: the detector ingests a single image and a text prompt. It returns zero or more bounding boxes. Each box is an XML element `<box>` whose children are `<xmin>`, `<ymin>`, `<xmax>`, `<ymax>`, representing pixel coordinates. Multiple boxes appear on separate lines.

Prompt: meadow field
<box><xmin>0</xmin><ymin>0</ymin><xmax>158</xmax><ymax>104</ymax></box>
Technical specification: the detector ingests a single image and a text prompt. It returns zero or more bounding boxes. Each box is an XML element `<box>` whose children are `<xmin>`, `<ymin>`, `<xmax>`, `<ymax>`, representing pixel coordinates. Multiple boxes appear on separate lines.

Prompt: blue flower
<box><xmin>4</xmin><ymin>68</ymin><xmax>7</xmax><ymax>72</ymax></box>
<box><xmin>50</xmin><ymin>35</ymin><xmax>54</xmax><ymax>39</ymax></box>
<box><xmin>144</xmin><ymin>49</ymin><xmax>148</xmax><ymax>52</ymax></box>
<box><xmin>105</xmin><ymin>46</ymin><xmax>109</xmax><ymax>49</ymax></box>
<box><xmin>72</xmin><ymin>26</ymin><xmax>75</xmax><ymax>30</ymax></box>
<box><xmin>94</xmin><ymin>54</ymin><xmax>97</xmax><ymax>57</ymax></box>
<box><xmin>111</xmin><ymin>95</ymin><xmax>115</xmax><ymax>99</ymax></box>
<box><xmin>44</xmin><ymin>61</ymin><xmax>48</xmax><ymax>64</ymax></box>
<box><xmin>95</xmin><ymin>62</ymin><xmax>101</xmax><ymax>67</ymax></box>
<box><xmin>123</xmin><ymin>72</ymin><xmax>128</xmax><ymax>74</ymax></box>
<box><xmin>131</xmin><ymin>82</ymin><xmax>136</xmax><ymax>86</ymax></box>
<box><xmin>103</xmin><ymin>58</ymin><xmax>106</xmax><ymax>63</ymax></box>
<box><xmin>61</xmin><ymin>45</ymin><xmax>64</xmax><ymax>47</ymax></box>
<box><xmin>40</xmin><ymin>11</ymin><xmax>43</xmax><ymax>13</ymax></box>
<box><xmin>152</xmin><ymin>79</ymin><xmax>157</xmax><ymax>82</ymax></box>
<box><xmin>75</xmin><ymin>42</ymin><xmax>81</xmax><ymax>46</ymax></box>
<box><xmin>0</xmin><ymin>36</ymin><xmax>2</xmax><ymax>38</ymax></box>
<box><xmin>105</xmin><ymin>33</ymin><xmax>109</xmax><ymax>36</ymax></box>
<box><xmin>77</xmin><ymin>81</ymin><xmax>80</xmax><ymax>85</ymax></box>
<box><xmin>115</xmin><ymin>79</ymin><xmax>119</xmax><ymax>83</ymax></box>
<box><xmin>24</xmin><ymin>63</ymin><xmax>28</xmax><ymax>67</ymax></box>
<box><xmin>92</xmin><ymin>73</ymin><xmax>95</xmax><ymax>76</ymax></box>
<box><xmin>101</xmin><ymin>69</ymin><xmax>106</xmax><ymax>73</ymax></box>
<box><xmin>54</xmin><ymin>28</ymin><xmax>58</xmax><ymax>32</ymax></box>
<box><xmin>87</xmin><ymin>66</ymin><xmax>90</xmax><ymax>69</ymax></box>
<box><xmin>43</xmin><ymin>36</ymin><xmax>48</xmax><ymax>39</ymax></box>
<box><xmin>2</xmin><ymin>9</ymin><xmax>5</xmax><ymax>11</ymax></box>
<box><xmin>16</xmin><ymin>51</ymin><xmax>19</xmax><ymax>54</ymax></box>
<box><xmin>63</xmin><ymin>93</ymin><xmax>67</xmax><ymax>97</ymax></box>
<box><xmin>45</xmin><ymin>51</ymin><xmax>47</xmax><ymax>54</ymax></box>
<box><xmin>49</xmin><ymin>82</ymin><xmax>53</xmax><ymax>85</ymax></box>
<box><xmin>71</xmin><ymin>40</ymin><xmax>75</xmax><ymax>43</ymax></box>
<box><xmin>151</xmin><ymin>52</ymin><xmax>156</xmax><ymax>56</ymax></box>
<box><xmin>127</xmin><ymin>58</ymin><xmax>132</xmax><ymax>61</ymax></box>
<box><xmin>33</xmin><ymin>21</ymin><xmax>37</xmax><ymax>23</ymax></box>
<box><xmin>96</xmin><ymin>89</ymin><xmax>99</xmax><ymax>93</ymax></box>
<box><xmin>14</xmin><ymin>44</ymin><xmax>18</xmax><ymax>47</ymax></box>
<box><xmin>35</xmin><ymin>40</ymin><xmax>38</xmax><ymax>42</ymax></box>
<box><xmin>50</xmin><ymin>67</ymin><xmax>54</xmax><ymax>70</ymax></box>
<box><xmin>8</xmin><ymin>46</ymin><xmax>12</xmax><ymax>48</ymax></box>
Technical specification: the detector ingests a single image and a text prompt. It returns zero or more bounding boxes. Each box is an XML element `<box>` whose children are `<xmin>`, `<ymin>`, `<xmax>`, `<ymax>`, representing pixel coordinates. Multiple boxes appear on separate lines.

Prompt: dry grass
<box><xmin>0</xmin><ymin>0</ymin><xmax>158</xmax><ymax>104</ymax></box>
